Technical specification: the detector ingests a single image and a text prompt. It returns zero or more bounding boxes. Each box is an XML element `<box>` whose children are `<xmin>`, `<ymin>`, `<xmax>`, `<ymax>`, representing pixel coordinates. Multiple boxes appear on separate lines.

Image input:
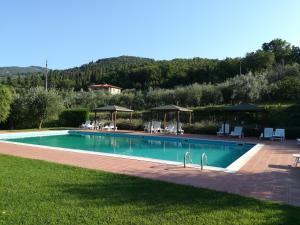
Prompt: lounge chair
<box><xmin>144</xmin><ymin>122</ymin><xmax>153</xmax><ymax>133</ymax></box>
<box><xmin>272</xmin><ymin>128</ymin><xmax>285</xmax><ymax>141</ymax></box>
<box><xmin>297</xmin><ymin>139</ymin><xmax>300</xmax><ymax>145</ymax></box>
<box><xmin>229</xmin><ymin>126</ymin><xmax>243</xmax><ymax>138</ymax></box>
<box><xmin>152</xmin><ymin>121</ymin><xmax>162</xmax><ymax>133</ymax></box>
<box><xmin>165</xmin><ymin>122</ymin><xmax>184</xmax><ymax>134</ymax></box>
<box><xmin>217</xmin><ymin>123</ymin><xmax>230</xmax><ymax>136</ymax></box>
<box><xmin>80</xmin><ymin>120</ymin><xmax>90</xmax><ymax>128</ymax></box>
<box><xmin>260</xmin><ymin>128</ymin><xmax>274</xmax><ymax>139</ymax></box>
<box><xmin>103</xmin><ymin>123</ymin><xmax>117</xmax><ymax>131</ymax></box>
<box><xmin>80</xmin><ymin>120</ymin><xmax>95</xmax><ymax>129</ymax></box>
<box><xmin>293</xmin><ymin>154</ymin><xmax>300</xmax><ymax>167</ymax></box>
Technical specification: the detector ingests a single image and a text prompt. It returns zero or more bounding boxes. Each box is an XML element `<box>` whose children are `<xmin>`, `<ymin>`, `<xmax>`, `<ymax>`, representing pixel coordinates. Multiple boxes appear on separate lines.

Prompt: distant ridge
<box><xmin>0</xmin><ymin>66</ymin><xmax>46</xmax><ymax>76</ymax></box>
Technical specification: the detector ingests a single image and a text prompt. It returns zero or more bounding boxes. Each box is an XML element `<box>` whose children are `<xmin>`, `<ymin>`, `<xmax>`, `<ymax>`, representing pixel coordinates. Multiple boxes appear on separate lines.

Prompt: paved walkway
<box><xmin>0</xmin><ymin>131</ymin><xmax>299</xmax><ymax>207</ymax></box>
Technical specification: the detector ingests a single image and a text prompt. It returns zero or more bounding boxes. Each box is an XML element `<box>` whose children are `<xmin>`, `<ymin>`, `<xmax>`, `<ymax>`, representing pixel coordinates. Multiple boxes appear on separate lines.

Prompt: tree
<box><xmin>0</xmin><ymin>85</ymin><xmax>13</xmax><ymax>123</ymax></box>
<box><xmin>26</xmin><ymin>88</ymin><xmax>63</xmax><ymax>128</ymax></box>
<box><xmin>244</xmin><ymin>50</ymin><xmax>275</xmax><ymax>72</ymax></box>
<box><xmin>228</xmin><ymin>73</ymin><xmax>268</xmax><ymax>103</ymax></box>
<box><xmin>262</xmin><ymin>39</ymin><xmax>292</xmax><ymax>64</ymax></box>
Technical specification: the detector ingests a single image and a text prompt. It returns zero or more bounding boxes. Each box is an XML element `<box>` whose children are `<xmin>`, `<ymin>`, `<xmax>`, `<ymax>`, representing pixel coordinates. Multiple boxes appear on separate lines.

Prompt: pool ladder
<box><xmin>183</xmin><ymin>152</ymin><xmax>192</xmax><ymax>168</ymax></box>
<box><xmin>200</xmin><ymin>153</ymin><xmax>208</xmax><ymax>170</ymax></box>
<box><xmin>184</xmin><ymin>152</ymin><xmax>208</xmax><ymax>171</ymax></box>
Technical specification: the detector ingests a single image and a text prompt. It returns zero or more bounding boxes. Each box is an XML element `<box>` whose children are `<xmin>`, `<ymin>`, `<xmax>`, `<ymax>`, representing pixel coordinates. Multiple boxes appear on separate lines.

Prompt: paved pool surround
<box><xmin>0</xmin><ymin>130</ymin><xmax>299</xmax><ymax>207</ymax></box>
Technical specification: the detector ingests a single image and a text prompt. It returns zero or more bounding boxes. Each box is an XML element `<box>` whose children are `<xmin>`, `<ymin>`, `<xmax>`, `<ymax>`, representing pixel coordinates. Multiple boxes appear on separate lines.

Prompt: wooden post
<box><xmin>114</xmin><ymin>111</ymin><xmax>117</xmax><ymax>131</ymax></box>
<box><xmin>94</xmin><ymin>111</ymin><xmax>97</xmax><ymax>130</ymax></box>
<box><xmin>150</xmin><ymin>112</ymin><xmax>152</xmax><ymax>134</ymax></box>
<box><xmin>164</xmin><ymin>112</ymin><xmax>167</xmax><ymax>129</ymax></box>
<box><xmin>176</xmin><ymin>111</ymin><xmax>180</xmax><ymax>136</ymax></box>
<box><xmin>130</xmin><ymin>112</ymin><xmax>133</xmax><ymax>130</ymax></box>
<box><xmin>189</xmin><ymin>111</ymin><xmax>192</xmax><ymax>125</ymax></box>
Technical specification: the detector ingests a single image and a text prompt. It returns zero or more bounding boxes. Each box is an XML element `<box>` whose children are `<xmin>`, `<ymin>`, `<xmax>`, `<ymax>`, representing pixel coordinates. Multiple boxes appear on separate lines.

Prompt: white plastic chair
<box><xmin>272</xmin><ymin>129</ymin><xmax>285</xmax><ymax>141</ymax></box>
<box><xmin>229</xmin><ymin>126</ymin><xmax>243</xmax><ymax>138</ymax></box>
<box><xmin>260</xmin><ymin>128</ymin><xmax>274</xmax><ymax>139</ymax></box>
<box><xmin>217</xmin><ymin>123</ymin><xmax>230</xmax><ymax>136</ymax></box>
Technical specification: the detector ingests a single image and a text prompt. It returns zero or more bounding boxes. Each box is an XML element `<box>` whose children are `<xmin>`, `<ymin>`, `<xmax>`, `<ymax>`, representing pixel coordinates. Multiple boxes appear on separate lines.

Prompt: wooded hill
<box><xmin>2</xmin><ymin>39</ymin><xmax>300</xmax><ymax>91</ymax></box>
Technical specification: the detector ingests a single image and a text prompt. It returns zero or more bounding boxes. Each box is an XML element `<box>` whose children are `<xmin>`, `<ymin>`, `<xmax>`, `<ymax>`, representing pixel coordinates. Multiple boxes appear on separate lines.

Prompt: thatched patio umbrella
<box><xmin>93</xmin><ymin>105</ymin><xmax>133</xmax><ymax>131</ymax></box>
<box><xmin>223</xmin><ymin>103</ymin><xmax>266</xmax><ymax>135</ymax></box>
<box><xmin>151</xmin><ymin>104</ymin><xmax>193</xmax><ymax>135</ymax></box>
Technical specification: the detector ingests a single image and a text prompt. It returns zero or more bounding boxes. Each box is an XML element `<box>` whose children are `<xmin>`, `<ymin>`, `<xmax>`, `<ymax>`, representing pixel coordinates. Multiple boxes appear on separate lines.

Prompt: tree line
<box><xmin>2</xmin><ymin>39</ymin><xmax>300</xmax><ymax>91</ymax></box>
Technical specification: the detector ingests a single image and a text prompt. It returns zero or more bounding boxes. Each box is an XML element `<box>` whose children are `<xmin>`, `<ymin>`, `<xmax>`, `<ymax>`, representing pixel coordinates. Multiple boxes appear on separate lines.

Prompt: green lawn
<box><xmin>0</xmin><ymin>155</ymin><xmax>299</xmax><ymax>225</ymax></box>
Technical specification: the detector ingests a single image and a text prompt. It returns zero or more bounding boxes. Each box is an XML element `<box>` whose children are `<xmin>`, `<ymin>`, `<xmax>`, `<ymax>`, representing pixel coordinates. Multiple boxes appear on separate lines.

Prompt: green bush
<box><xmin>116</xmin><ymin>119</ymin><xmax>144</xmax><ymax>131</ymax></box>
<box><xmin>183</xmin><ymin>121</ymin><xmax>218</xmax><ymax>135</ymax></box>
<box><xmin>59</xmin><ymin>108</ymin><xmax>89</xmax><ymax>127</ymax></box>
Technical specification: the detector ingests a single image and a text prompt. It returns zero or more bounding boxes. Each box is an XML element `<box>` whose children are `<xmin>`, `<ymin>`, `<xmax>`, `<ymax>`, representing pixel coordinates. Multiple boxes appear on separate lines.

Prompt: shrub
<box><xmin>116</xmin><ymin>119</ymin><xmax>144</xmax><ymax>131</ymax></box>
<box><xmin>59</xmin><ymin>108</ymin><xmax>89</xmax><ymax>127</ymax></box>
<box><xmin>183</xmin><ymin>121</ymin><xmax>218</xmax><ymax>135</ymax></box>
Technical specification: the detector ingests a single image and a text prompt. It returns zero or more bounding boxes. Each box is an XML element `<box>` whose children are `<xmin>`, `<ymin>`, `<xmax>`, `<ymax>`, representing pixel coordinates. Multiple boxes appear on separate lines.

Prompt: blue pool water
<box><xmin>5</xmin><ymin>132</ymin><xmax>254</xmax><ymax>168</ymax></box>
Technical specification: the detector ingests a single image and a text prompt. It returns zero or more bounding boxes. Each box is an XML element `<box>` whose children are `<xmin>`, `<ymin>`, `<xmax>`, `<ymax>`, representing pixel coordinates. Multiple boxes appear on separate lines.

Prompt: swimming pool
<box><xmin>0</xmin><ymin>131</ymin><xmax>261</xmax><ymax>172</ymax></box>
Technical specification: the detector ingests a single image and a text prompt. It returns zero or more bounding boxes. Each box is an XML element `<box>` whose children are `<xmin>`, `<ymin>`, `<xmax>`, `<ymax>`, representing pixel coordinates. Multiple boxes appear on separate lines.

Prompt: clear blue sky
<box><xmin>1</xmin><ymin>0</ymin><xmax>300</xmax><ymax>69</ymax></box>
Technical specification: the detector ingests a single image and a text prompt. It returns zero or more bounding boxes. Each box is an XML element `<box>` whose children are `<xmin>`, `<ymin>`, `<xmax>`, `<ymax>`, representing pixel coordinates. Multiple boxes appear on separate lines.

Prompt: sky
<box><xmin>0</xmin><ymin>0</ymin><xmax>300</xmax><ymax>69</ymax></box>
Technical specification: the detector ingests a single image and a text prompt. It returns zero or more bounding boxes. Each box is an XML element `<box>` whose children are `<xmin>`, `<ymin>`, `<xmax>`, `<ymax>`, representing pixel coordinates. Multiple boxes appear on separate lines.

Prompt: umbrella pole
<box><xmin>94</xmin><ymin>111</ymin><xmax>97</xmax><ymax>130</ymax></box>
<box><xmin>176</xmin><ymin>111</ymin><xmax>179</xmax><ymax>136</ymax></box>
<box><xmin>150</xmin><ymin>111</ymin><xmax>153</xmax><ymax>134</ymax></box>
<box><xmin>130</xmin><ymin>112</ymin><xmax>132</xmax><ymax>130</ymax></box>
<box><xmin>164</xmin><ymin>112</ymin><xmax>167</xmax><ymax>129</ymax></box>
<box><xmin>114</xmin><ymin>111</ymin><xmax>117</xmax><ymax>131</ymax></box>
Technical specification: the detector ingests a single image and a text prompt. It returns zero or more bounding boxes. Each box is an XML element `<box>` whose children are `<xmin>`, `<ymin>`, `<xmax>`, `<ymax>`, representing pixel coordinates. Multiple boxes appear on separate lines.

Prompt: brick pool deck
<box><xmin>0</xmin><ymin>130</ymin><xmax>299</xmax><ymax>207</ymax></box>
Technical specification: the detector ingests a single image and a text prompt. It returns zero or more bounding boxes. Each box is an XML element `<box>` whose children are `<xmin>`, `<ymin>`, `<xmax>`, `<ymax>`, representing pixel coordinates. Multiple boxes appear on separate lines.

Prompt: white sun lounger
<box><xmin>144</xmin><ymin>122</ymin><xmax>153</xmax><ymax>133</ymax></box>
<box><xmin>152</xmin><ymin>121</ymin><xmax>162</xmax><ymax>133</ymax></box>
<box><xmin>103</xmin><ymin>123</ymin><xmax>117</xmax><ymax>131</ymax></box>
<box><xmin>260</xmin><ymin>128</ymin><xmax>274</xmax><ymax>139</ymax></box>
<box><xmin>272</xmin><ymin>129</ymin><xmax>285</xmax><ymax>141</ymax></box>
<box><xmin>217</xmin><ymin>123</ymin><xmax>230</xmax><ymax>136</ymax></box>
<box><xmin>229</xmin><ymin>126</ymin><xmax>243</xmax><ymax>138</ymax></box>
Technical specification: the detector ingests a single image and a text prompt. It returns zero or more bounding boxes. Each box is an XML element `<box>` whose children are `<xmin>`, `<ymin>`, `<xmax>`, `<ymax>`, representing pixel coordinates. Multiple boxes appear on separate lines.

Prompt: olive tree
<box><xmin>26</xmin><ymin>87</ymin><xmax>64</xmax><ymax>128</ymax></box>
<box><xmin>0</xmin><ymin>85</ymin><xmax>13</xmax><ymax>123</ymax></box>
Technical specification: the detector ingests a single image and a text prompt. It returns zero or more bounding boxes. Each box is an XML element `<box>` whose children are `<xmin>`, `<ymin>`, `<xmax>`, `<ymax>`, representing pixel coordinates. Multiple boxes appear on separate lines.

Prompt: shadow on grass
<box><xmin>57</xmin><ymin>172</ymin><xmax>299</xmax><ymax>224</ymax></box>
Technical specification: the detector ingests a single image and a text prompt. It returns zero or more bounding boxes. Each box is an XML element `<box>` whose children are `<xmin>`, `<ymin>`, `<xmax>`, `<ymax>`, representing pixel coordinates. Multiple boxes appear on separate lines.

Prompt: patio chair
<box><xmin>152</xmin><ymin>121</ymin><xmax>162</xmax><ymax>133</ymax></box>
<box><xmin>165</xmin><ymin>122</ymin><xmax>184</xmax><ymax>134</ymax></box>
<box><xmin>272</xmin><ymin>128</ymin><xmax>285</xmax><ymax>141</ymax></box>
<box><xmin>103</xmin><ymin>123</ymin><xmax>117</xmax><ymax>131</ymax></box>
<box><xmin>293</xmin><ymin>154</ymin><xmax>300</xmax><ymax>167</ymax></box>
<box><xmin>80</xmin><ymin>120</ymin><xmax>91</xmax><ymax>129</ymax></box>
<box><xmin>259</xmin><ymin>128</ymin><xmax>274</xmax><ymax>140</ymax></box>
<box><xmin>144</xmin><ymin>122</ymin><xmax>153</xmax><ymax>133</ymax></box>
<box><xmin>297</xmin><ymin>139</ymin><xmax>300</xmax><ymax>145</ymax></box>
<box><xmin>217</xmin><ymin>123</ymin><xmax>230</xmax><ymax>136</ymax></box>
<box><xmin>229</xmin><ymin>126</ymin><xmax>243</xmax><ymax>138</ymax></box>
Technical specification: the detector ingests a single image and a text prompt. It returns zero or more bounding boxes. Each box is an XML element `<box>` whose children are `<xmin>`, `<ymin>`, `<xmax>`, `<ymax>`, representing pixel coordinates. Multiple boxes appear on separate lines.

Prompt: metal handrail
<box><xmin>201</xmin><ymin>153</ymin><xmax>208</xmax><ymax>170</ymax></box>
<box><xmin>184</xmin><ymin>151</ymin><xmax>192</xmax><ymax>168</ymax></box>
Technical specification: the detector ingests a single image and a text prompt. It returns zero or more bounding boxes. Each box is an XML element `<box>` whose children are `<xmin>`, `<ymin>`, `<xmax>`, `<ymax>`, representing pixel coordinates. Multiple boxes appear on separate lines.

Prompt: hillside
<box><xmin>0</xmin><ymin>66</ymin><xmax>45</xmax><ymax>76</ymax></box>
<box><xmin>1</xmin><ymin>39</ymin><xmax>300</xmax><ymax>91</ymax></box>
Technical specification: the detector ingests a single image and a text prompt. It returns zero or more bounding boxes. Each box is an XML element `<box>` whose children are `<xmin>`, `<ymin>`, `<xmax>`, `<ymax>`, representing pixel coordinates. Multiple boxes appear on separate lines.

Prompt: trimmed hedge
<box><xmin>116</xmin><ymin>119</ymin><xmax>144</xmax><ymax>131</ymax></box>
<box><xmin>59</xmin><ymin>108</ymin><xmax>89</xmax><ymax>127</ymax></box>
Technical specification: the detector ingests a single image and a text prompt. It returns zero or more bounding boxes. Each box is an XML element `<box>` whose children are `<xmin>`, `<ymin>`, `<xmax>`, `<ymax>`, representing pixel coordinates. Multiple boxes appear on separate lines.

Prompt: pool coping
<box><xmin>0</xmin><ymin>130</ymin><xmax>263</xmax><ymax>173</ymax></box>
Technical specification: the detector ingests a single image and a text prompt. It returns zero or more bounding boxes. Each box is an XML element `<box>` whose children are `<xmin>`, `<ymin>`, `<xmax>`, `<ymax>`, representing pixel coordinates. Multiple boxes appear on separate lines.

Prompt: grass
<box><xmin>0</xmin><ymin>155</ymin><xmax>299</xmax><ymax>225</ymax></box>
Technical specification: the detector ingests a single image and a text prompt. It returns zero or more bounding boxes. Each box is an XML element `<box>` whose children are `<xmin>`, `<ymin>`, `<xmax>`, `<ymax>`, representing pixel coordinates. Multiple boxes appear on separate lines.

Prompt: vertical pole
<box><xmin>239</xmin><ymin>59</ymin><xmax>242</xmax><ymax>76</ymax></box>
<box><xmin>130</xmin><ymin>112</ymin><xmax>132</xmax><ymax>130</ymax></box>
<box><xmin>150</xmin><ymin>111</ymin><xmax>153</xmax><ymax>134</ymax></box>
<box><xmin>189</xmin><ymin>111</ymin><xmax>192</xmax><ymax>125</ymax></box>
<box><xmin>94</xmin><ymin>111</ymin><xmax>97</xmax><ymax>130</ymax></box>
<box><xmin>45</xmin><ymin>60</ymin><xmax>48</xmax><ymax>91</ymax></box>
<box><xmin>164</xmin><ymin>112</ymin><xmax>167</xmax><ymax>129</ymax></box>
<box><xmin>114</xmin><ymin>111</ymin><xmax>117</xmax><ymax>131</ymax></box>
<box><xmin>176</xmin><ymin>111</ymin><xmax>179</xmax><ymax>136</ymax></box>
